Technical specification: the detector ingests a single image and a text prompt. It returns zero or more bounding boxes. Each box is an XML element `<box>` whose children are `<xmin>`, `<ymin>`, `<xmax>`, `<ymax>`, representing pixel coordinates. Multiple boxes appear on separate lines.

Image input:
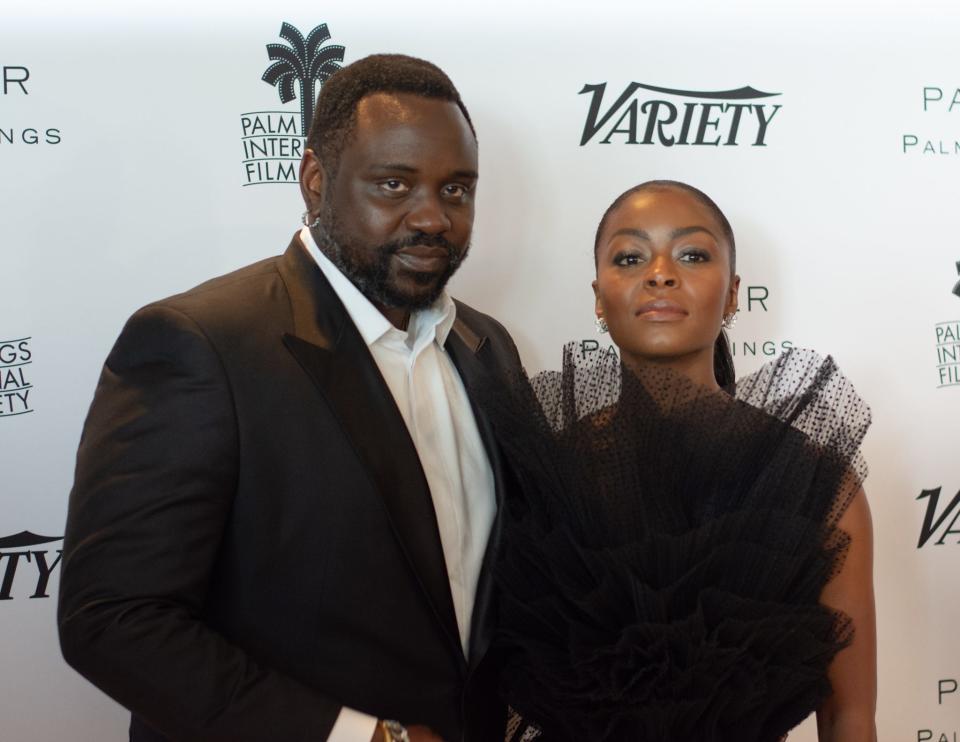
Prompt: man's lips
<box><xmin>636</xmin><ymin>299</ymin><xmax>688</xmax><ymax>320</ymax></box>
<box><xmin>394</xmin><ymin>245</ymin><xmax>450</xmax><ymax>272</ymax></box>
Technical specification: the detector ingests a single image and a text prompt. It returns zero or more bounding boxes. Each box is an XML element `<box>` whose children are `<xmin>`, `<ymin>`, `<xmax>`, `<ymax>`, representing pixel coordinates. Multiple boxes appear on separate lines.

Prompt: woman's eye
<box><xmin>613</xmin><ymin>252</ymin><xmax>643</xmax><ymax>266</ymax></box>
<box><xmin>679</xmin><ymin>249</ymin><xmax>710</xmax><ymax>263</ymax></box>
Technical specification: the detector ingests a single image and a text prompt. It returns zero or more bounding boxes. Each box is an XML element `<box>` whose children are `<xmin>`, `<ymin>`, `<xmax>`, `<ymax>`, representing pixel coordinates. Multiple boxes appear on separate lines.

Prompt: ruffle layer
<box><xmin>488</xmin><ymin>347</ymin><xmax>870</xmax><ymax>742</ymax></box>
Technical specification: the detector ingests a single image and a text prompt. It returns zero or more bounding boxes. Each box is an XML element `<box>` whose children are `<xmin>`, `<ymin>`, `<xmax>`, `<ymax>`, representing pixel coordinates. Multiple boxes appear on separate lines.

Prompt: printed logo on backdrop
<box><xmin>239</xmin><ymin>23</ymin><xmax>346</xmax><ymax>186</ymax></box>
<box><xmin>933</xmin><ymin>261</ymin><xmax>960</xmax><ymax>388</ymax></box>
<box><xmin>917</xmin><ymin>679</ymin><xmax>959</xmax><ymax>742</ymax></box>
<box><xmin>580</xmin><ymin>285</ymin><xmax>792</xmax><ymax>361</ymax></box>
<box><xmin>0</xmin><ymin>337</ymin><xmax>34</xmax><ymax>417</ymax></box>
<box><xmin>917</xmin><ymin>485</ymin><xmax>960</xmax><ymax>548</ymax></box>
<box><xmin>0</xmin><ymin>65</ymin><xmax>61</xmax><ymax>145</ymax></box>
<box><xmin>903</xmin><ymin>86</ymin><xmax>960</xmax><ymax>156</ymax></box>
<box><xmin>0</xmin><ymin>531</ymin><xmax>62</xmax><ymax>600</ymax></box>
<box><xmin>579</xmin><ymin>83</ymin><xmax>782</xmax><ymax>147</ymax></box>
<box><xmin>728</xmin><ymin>285</ymin><xmax>793</xmax><ymax>360</ymax></box>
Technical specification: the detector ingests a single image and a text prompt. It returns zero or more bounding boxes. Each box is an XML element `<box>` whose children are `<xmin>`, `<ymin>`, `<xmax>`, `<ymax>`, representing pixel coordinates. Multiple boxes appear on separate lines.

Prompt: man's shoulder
<box><xmin>452</xmin><ymin>298</ymin><xmax>521</xmax><ymax>372</ymax></box>
<box><xmin>452</xmin><ymin>299</ymin><xmax>511</xmax><ymax>341</ymax></box>
<box><xmin>142</xmin><ymin>254</ymin><xmax>292</xmax><ymax>324</ymax></box>
<box><xmin>119</xmin><ymin>255</ymin><xmax>292</xmax><ymax>348</ymax></box>
<box><xmin>161</xmin><ymin>255</ymin><xmax>283</xmax><ymax>309</ymax></box>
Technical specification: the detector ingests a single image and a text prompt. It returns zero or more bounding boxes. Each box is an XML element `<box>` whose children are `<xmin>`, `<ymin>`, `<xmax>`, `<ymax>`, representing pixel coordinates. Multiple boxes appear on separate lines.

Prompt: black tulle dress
<box><xmin>490</xmin><ymin>346</ymin><xmax>870</xmax><ymax>742</ymax></box>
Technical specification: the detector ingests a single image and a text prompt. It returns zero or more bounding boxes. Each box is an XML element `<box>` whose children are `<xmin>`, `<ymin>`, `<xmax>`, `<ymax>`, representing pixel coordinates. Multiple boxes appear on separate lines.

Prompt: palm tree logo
<box><xmin>262</xmin><ymin>22</ymin><xmax>345</xmax><ymax>138</ymax></box>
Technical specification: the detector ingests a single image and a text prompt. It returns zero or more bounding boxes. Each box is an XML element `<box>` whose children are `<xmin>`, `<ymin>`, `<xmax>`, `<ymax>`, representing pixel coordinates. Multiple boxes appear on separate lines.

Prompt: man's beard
<box><xmin>312</xmin><ymin>211</ymin><xmax>468</xmax><ymax>310</ymax></box>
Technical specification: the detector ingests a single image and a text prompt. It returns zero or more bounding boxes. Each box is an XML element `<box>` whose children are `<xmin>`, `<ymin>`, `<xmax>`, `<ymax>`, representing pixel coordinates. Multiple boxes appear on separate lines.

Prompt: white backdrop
<box><xmin>2</xmin><ymin>1</ymin><xmax>958</xmax><ymax>739</ymax></box>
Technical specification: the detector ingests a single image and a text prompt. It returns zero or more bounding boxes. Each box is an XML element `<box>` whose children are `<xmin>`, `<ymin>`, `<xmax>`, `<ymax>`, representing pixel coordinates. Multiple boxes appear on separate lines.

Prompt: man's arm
<box><xmin>58</xmin><ymin>304</ymin><xmax>343</xmax><ymax>741</ymax></box>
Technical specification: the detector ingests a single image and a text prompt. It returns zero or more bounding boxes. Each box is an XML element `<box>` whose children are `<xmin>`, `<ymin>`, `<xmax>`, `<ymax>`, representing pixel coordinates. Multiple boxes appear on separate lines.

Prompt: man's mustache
<box><xmin>382</xmin><ymin>233</ymin><xmax>462</xmax><ymax>256</ymax></box>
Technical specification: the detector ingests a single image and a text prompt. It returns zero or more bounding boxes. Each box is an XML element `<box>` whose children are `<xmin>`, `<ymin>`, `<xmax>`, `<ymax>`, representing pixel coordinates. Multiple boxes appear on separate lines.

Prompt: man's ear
<box><xmin>299</xmin><ymin>149</ymin><xmax>326</xmax><ymax>218</ymax></box>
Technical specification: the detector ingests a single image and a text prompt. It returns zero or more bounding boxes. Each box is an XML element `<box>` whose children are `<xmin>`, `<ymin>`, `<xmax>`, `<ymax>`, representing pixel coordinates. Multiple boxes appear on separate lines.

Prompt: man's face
<box><xmin>307</xmin><ymin>92</ymin><xmax>478</xmax><ymax>310</ymax></box>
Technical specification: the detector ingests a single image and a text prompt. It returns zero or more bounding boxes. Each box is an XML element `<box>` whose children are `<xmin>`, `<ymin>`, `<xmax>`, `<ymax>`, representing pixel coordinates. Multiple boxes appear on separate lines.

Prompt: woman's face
<box><xmin>593</xmin><ymin>187</ymin><xmax>739</xmax><ymax>380</ymax></box>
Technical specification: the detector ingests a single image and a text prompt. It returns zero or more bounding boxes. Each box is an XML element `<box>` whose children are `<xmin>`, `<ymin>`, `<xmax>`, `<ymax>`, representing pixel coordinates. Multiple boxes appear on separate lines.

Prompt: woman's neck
<box><xmin>621</xmin><ymin>347</ymin><xmax>721</xmax><ymax>391</ymax></box>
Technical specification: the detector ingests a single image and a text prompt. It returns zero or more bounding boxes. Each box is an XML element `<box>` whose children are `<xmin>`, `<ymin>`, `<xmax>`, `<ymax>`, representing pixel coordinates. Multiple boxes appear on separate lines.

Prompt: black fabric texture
<box><xmin>58</xmin><ymin>238</ymin><xmax>519</xmax><ymax>742</ymax></box>
<box><xmin>490</xmin><ymin>345</ymin><xmax>870</xmax><ymax>742</ymax></box>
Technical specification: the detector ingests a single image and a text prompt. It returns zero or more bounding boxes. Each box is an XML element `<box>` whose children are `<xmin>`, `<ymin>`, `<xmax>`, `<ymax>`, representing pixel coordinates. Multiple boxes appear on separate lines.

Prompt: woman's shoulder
<box><xmin>732</xmin><ymin>348</ymin><xmax>871</xmax><ymax>444</ymax></box>
<box><xmin>732</xmin><ymin>348</ymin><xmax>872</xmax><ymax>509</ymax></box>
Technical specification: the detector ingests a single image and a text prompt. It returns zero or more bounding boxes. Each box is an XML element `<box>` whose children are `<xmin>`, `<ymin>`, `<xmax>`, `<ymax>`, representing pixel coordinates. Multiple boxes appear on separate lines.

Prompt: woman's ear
<box><xmin>726</xmin><ymin>274</ymin><xmax>741</xmax><ymax>316</ymax></box>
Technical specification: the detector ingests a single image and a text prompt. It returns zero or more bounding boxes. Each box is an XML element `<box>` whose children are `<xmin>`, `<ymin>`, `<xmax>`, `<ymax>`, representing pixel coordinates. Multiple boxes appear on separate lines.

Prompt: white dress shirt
<box><xmin>298</xmin><ymin>228</ymin><xmax>497</xmax><ymax>742</ymax></box>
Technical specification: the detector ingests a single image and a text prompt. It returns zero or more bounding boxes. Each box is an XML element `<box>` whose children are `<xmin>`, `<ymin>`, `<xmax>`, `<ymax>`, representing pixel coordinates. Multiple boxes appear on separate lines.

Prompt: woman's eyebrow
<box><xmin>610</xmin><ymin>228</ymin><xmax>651</xmax><ymax>241</ymax></box>
<box><xmin>609</xmin><ymin>226</ymin><xmax>717</xmax><ymax>242</ymax></box>
<box><xmin>671</xmin><ymin>225</ymin><xmax>717</xmax><ymax>240</ymax></box>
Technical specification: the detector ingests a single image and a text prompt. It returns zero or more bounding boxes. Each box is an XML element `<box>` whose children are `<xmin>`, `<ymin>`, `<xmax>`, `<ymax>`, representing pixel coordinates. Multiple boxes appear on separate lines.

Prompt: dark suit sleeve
<box><xmin>489</xmin><ymin>318</ymin><xmax>523</xmax><ymax>374</ymax></box>
<box><xmin>58</xmin><ymin>304</ymin><xmax>343</xmax><ymax>741</ymax></box>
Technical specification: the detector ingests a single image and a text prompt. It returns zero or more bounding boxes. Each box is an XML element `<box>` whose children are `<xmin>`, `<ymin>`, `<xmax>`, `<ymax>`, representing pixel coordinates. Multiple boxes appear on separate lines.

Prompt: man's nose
<box><xmin>404</xmin><ymin>193</ymin><xmax>452</xmax><ymax>234</ymax></box>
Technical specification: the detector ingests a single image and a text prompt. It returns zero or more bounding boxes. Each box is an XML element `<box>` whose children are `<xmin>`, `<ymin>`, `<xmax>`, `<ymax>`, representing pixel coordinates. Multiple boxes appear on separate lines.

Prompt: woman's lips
<box><xmin>635</xmin><ymin>300</ymin><xmax>688</xmax><ymax>321</ymax></box>
<box><xmin>394</xmin><ymin>245</ymin><xmax>449</xmax><ymax>272</ymax></box>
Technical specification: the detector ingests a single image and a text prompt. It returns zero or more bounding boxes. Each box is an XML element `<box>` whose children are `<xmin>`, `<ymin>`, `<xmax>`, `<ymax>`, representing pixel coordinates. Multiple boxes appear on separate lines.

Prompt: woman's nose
<box><xmin>645</xmin><ymin>255</ymin><xmax>678</xmax><ymax>288</ymax></box>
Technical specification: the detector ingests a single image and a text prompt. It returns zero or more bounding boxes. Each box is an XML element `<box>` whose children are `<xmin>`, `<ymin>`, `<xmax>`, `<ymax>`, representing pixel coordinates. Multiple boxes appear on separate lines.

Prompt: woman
<box><xmin>493</xmin><ymin>181</ymin><xmax>877</xmax><ymax>741</ymax></box>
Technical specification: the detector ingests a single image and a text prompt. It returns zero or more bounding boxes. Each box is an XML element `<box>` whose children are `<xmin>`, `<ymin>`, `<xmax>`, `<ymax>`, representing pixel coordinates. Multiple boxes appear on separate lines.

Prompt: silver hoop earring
<box><xmin>722</xmin><ymin>309</ymin><xmax>739</xmax><ymax>330</ymax></box>
<box><xmin>301</xmin><ymin>210</ymin><xmax>321</xmax><ymax>229</ymax></box>
<box><xmin>595</xmin><ymin>316</ymin><xmax>609</xmax><ymax>334</ymax></box>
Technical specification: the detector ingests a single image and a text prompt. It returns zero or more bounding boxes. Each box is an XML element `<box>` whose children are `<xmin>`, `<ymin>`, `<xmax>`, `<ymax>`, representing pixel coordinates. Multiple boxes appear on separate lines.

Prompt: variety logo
<box><xmin>579</xmin><ymin>83</ymin><xmax>782</xmax><ymax>147</ymax></box>
<box><xmin>239</xmin><ymin>23</ymin><xmax>345</xmax><ymax>186</ymax></box>
<box><xmin>917</xmin><ymin>486</ymin><xmax>960</xmax><ymax>548</ymax></box>
<box><xmin>0</xmin><ymin>531</ymin><xmax>62</xmax><ymax>601</ymax></box>
<box><xmin>0</xmin><ymin>65</ymin><xmax>61</xmax><ymax>145</ymax></box>
<box><xmin>934</xmin><ymin>262</ymin><xmax>960</xmax><ymax>388</ymax></box>
<box><xmin>903</xmin><ymin>86</ymin><xmax>960</xmax><ymax>156</ymax></box>
<box><xmin>0</xmin><ymin>336</ymin><xmax>33</xmax><ymax>417</ymax></box>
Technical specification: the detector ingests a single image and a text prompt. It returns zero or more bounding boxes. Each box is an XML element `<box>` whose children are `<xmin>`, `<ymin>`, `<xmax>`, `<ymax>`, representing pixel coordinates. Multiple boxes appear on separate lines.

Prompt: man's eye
<box><xmin>443</xmin><ymin>184</ymin><xmax>468</xmax><ymax>199</ymax></box>
<box><xmin>380</xmin><ymin>180</ymin><xmax>409</xmax><ymax>194</ymax></box>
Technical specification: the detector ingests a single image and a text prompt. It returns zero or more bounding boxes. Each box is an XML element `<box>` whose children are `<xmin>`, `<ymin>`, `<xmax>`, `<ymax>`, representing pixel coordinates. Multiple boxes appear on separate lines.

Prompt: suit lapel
<box><xmin>445</xmin><ymin>314</ymin><xmax>505</xmax><ymax>670</ymax></box>
<box><xmin>277</xmin><ymin>238</ymin><xmax>462</xmax><ymax>658</ymax></box>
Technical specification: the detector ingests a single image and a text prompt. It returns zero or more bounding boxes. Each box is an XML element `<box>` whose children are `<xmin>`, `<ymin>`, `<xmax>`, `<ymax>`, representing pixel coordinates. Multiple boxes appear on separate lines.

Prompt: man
<box><xmin>58</xmin><ymin>54</ymin><xmax>520</xmax><ymax>742</ymax></box>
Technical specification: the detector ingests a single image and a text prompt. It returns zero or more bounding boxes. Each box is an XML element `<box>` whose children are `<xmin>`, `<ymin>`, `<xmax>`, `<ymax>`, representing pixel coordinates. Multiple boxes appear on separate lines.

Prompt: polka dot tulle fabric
<box><xmin>490</xmin><ymin>345</ymin><xmax>871</xmax><ymax>742</ymax></box>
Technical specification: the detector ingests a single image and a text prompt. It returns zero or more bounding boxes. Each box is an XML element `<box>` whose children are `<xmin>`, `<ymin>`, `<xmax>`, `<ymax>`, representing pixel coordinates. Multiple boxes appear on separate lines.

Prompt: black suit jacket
<box><xmin>58</xmin><ymin>236</ymin><xmax>522</xmax><ymax>742</ymax></box>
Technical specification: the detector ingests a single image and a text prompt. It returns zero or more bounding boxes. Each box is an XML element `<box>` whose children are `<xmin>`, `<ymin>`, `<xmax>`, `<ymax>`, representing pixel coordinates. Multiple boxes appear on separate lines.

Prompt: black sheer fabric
<box><xmin>490</xmin><ymin>345</ymin><xmax>870</xmax><ymax>742</ymax></box>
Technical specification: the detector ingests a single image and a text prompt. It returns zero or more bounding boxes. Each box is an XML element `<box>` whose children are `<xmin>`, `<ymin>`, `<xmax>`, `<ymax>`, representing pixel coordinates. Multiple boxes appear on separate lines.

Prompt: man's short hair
<box><xmin>306</xmin><ymin>53</ymin><xmax>476</xmax><ymax>174</ymax></box>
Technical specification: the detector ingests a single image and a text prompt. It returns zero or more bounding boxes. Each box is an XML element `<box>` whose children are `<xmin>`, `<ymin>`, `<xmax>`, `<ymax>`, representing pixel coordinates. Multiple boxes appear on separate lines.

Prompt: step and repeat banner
<box><xmin>2</xmin><ymin>1</ymin><xmax>958</xmax><ymax>739</ymax></box>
